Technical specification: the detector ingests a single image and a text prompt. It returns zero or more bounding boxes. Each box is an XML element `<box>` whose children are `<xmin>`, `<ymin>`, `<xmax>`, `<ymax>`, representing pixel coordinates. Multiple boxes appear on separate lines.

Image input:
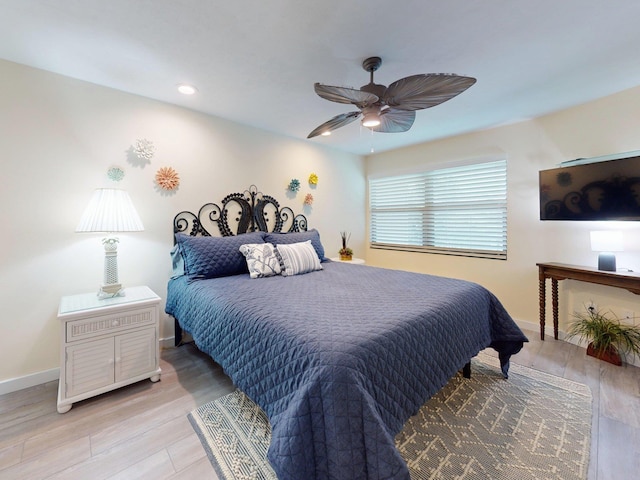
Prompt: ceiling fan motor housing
<box><xmin>360</xmin><ymin>82</ymin><xmax>386</xmax><ymax>98</ymax></box>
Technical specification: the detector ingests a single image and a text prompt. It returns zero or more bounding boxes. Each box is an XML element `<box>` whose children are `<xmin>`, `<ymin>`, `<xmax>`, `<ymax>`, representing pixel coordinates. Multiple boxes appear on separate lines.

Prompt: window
<box><xmin>369</xmin><ymin>158</ymin><xmax>507</xmax><ymax>260</ymax></box>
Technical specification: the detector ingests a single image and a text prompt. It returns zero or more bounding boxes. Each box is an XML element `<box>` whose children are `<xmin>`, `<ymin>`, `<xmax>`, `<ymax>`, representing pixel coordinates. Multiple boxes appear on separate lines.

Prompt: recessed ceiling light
<box><xmin>177</xmin><ymin>84</ymin><xmax>198</xmax><ymax>95</ymax></box>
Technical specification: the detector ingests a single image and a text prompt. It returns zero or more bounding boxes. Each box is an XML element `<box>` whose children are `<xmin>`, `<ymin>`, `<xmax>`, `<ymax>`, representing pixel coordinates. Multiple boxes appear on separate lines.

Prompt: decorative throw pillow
<box><xmin>264</xmin><ymin>229</ymin><xmax>327</xmax><ymax>262</ymax></box>
<box><xmin>175</xmin><ymin>231</ymin><xmax>266</xmax><ymax>279</ymax></box>
<box><xmin>239</xmin><ymin>243</ymin><xmax>282</xmax><ymax>278</ymax></box>
<box><xmin>276</xmin><ymin>240</ymin><xmax>323</xmax><ymax>276</ymax></box>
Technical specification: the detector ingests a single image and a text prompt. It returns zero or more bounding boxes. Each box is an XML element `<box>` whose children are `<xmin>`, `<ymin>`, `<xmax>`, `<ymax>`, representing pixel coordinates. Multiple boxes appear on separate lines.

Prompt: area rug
<box><xmin>188</xmin><ymin>354</ymin><xmax>592</xmax><ymax>480</ymax></box>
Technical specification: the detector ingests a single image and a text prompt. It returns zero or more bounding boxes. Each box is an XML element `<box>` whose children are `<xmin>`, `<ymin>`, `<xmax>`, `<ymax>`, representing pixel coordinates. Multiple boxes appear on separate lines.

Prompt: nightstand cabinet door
<box><xmin>57</xmin><ymin>286</ymin><xmax>161</xmax><ymax>414</ymax></box>
<box><xmin>65</xmin><ymin>337</ymin><xmax>114</xmax><ymax>398</ymax></box>
<box><xmin>115</xmin><ymin>327</ymin><xmax>157</xmax><ymax>382</ymax></box>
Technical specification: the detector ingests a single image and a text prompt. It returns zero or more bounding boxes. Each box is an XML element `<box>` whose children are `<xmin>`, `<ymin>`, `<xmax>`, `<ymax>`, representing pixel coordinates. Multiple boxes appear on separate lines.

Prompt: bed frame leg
<box><xmin>462</xmin><ymin>362</ymin><xmax>471</xmax><ymax>378</ymax></box>
<box><xmin>175</xmin><ymin>317</ymin><xmax>183</xmax><ymax>347</ymax></box>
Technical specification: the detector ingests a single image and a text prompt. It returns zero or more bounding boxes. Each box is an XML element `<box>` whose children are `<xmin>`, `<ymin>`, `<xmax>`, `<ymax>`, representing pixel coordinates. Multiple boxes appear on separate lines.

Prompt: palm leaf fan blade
<box><xmin>373</xmin><ymin>109</ymin><xmax>415</xmax><ymax>133</ymax></box>
<box><xmin>384</xmin><ymin>74</ymin><xmax>476</xmax><ymax>111</ymax></box>
<box><xmin>307</xmin><ymin>111</ymin><xmax>361</xmax><ymax>138</ymax></box>
<box><xmin>314</xmin><ymin>83</ymin><xmax>378</xmax><ymax>107</ymax></box>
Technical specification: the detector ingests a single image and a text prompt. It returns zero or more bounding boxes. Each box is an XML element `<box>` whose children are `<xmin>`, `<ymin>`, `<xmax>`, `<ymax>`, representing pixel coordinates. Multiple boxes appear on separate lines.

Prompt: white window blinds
<box><xmin>369</xmin><ymin>158</ymin><xmax>507</xmax><ymax>260</ymax></box>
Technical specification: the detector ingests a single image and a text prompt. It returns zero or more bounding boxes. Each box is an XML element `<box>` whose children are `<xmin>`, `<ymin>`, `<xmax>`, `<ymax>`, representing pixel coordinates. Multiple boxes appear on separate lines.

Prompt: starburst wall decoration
<box><xmin>155</xmin><ymin>166</ymin><xmax>180</xmax><ymax>191</ymax></box>
<box><xmin>304</xmin><ymin>193</ymin><xmax>314</xmax><ymax>205</ymax></box>
<box><xmin>134</xmin><ymin>138</ymin><xmax>155</xmax><ymax>161</ymax></box>
<box><xmin>107</xmin><ymin>166</ymin><xmax>125</xmax><ymax>182</ymax></box>
<box><xmin>288</xmin><ymin>178</ymin><xmax>301</xmax><ymax>192</ymax></box>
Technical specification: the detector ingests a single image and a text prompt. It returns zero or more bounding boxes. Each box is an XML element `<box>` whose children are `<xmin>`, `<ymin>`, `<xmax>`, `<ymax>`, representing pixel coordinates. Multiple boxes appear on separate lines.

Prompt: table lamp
<box><xmin>590</xmin><ymin>230</ymin><xmax>623</xmax><ymax>272</ymax></box>
<box><xmin>76</xmin><ymin>188</ymin><xmax>144</xmax><ymax>297</ymax></box>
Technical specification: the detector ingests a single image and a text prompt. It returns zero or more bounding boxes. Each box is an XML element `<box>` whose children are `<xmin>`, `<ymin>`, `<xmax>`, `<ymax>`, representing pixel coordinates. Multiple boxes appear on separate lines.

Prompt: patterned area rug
<box><xmin>188</xmin><ymin>354</ymin><xmax>592</xmax><ymax>480</ymax></box>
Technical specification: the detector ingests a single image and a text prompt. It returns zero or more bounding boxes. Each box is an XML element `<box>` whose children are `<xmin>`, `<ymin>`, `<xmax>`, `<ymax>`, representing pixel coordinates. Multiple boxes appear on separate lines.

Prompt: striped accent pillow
<box><xmin>276</xmin><ymin>241</ymin><xmax>323</xmax><ymax>276</ymax></box>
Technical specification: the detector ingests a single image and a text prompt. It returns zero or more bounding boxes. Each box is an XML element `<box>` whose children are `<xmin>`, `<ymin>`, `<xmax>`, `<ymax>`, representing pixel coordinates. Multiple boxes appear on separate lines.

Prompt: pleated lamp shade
<box><xmin>76</xmin><ymin>189</ymin><xmax>144</xmax><ymax>233</ymax></box>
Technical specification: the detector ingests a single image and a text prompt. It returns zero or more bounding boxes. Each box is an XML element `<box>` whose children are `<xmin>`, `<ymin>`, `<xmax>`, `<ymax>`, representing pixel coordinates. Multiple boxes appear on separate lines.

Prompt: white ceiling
<box><xmin>2</xmin><ymin>0</ymin><xmax>640</xmax><ymax>156</ymax></box>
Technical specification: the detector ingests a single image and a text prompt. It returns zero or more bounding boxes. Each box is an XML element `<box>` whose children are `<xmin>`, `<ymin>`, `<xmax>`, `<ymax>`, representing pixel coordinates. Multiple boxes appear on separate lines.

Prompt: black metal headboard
<box><xmin>173</xmin><ymin>184</ymin><xmax>308</xmax><ymax>237</ymax></box>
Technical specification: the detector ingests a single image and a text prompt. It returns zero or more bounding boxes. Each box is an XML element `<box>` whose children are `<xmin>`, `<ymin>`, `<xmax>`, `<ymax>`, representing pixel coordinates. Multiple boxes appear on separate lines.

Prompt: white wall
<box><xmin>4</xmin><ymin>55</ymin><xmax>640</xmax><ymax>389</ymax></box>
<box><xmin>0</xmin><ymin>59</ymin><xmax>365</xmax><ymax>387</ymax></box>
<box><xmin>366</xmin><ymin>85</ymin><xmax>640</xmax><ymax>339</ymax></box>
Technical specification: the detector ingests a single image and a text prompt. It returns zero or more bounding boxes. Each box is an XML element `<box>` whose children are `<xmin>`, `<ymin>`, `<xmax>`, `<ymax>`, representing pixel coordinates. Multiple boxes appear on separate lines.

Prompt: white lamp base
<box><xmin>98</xmin><ymin>283</ymin><xmax>123</xmax><ymax>298</ymax></box>
<box><xmin>98</xmin><ymin>236</ymin><xmax>124</xmax><ymax>298</ymax></box>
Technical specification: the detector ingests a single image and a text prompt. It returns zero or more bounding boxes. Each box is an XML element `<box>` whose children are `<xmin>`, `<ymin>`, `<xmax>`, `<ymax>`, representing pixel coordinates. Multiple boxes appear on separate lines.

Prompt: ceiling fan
<box><xmin>307</xmin><ymin>56</ymin><xmax>476</xmax><ymax>138</ymax></box>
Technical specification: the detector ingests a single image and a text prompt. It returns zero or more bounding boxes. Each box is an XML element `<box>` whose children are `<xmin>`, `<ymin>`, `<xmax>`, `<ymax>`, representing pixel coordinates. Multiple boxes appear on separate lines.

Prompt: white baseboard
<box><xmin>0</xmin><ymin>368</ymin><xmax>60</xmax><ymax>396</ymax></box>
<box><xmin>0</xmin><ymin>338</ymin><xmax>177</xmax><ymax>397</ymax></box>
<box><xmin>516</xmin><ymin>317</ymin><xmax>573</xmax><ymax>341</ymax></box>
<box><xmin>514</xmin><ymin>317</ymin><xmax>640</xmax><ymax>368</ymax></box>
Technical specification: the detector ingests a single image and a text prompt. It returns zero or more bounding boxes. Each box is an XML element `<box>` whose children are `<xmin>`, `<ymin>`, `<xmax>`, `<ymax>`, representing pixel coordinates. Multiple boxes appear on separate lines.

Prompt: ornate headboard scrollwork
<box><xmin>173</xmin><ymin>185</ymin><xmax>308</xmax><ymax>237</ymax></box>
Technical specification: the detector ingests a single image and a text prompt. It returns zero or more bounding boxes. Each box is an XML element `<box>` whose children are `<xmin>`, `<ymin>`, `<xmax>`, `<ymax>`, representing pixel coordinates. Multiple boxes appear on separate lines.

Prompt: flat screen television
<box><xmin>539</xmin><ymin>154</ymin><xmax>640</xmax><ymax>221</ymax></box>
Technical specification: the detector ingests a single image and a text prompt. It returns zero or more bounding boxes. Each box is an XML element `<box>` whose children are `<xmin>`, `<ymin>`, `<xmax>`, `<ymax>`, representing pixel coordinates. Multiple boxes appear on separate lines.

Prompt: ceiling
<box><xmin>2</xmin><ymin>1</ymin><xmax>640</xmax><ymax>156</ymax></box>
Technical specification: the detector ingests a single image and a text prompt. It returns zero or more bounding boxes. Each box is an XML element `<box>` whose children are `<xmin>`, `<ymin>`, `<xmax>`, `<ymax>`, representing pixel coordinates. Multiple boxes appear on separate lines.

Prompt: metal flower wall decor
<box><xmin>155</xmin><ymin>166</ymin><xmax>180</xmax><ymax>191</ymax></box>
<box><xmin>304</xmin><ymin>193</ymin><xmax>314</xmax><ymax>205</ymax></box>
<box><xmin>134</xmin><ymin>138</ymin><xmax>155</xmax><ymax>161</ymax></box>
<box><xmin>107</xmin><ymin>166</ymin><xmax>125</xmax><ymax>182</ymax></box>
<box><xmin>288</xmin><ymin>178</ymin><xmax>301</xmax><ymax>192</ymax></box>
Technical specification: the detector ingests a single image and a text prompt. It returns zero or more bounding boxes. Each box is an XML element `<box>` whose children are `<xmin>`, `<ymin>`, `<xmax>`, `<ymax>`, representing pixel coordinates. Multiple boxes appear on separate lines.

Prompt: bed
<box><xmin>166</xmin><ymin>185</ymin><xmax>528</xmax><ymax>480</ymax></box>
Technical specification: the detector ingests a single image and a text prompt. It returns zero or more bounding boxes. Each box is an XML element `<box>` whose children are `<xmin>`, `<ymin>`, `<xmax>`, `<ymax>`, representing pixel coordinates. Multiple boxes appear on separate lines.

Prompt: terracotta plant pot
<box><xmin>586</xmin><ymin>343</ymin><xmax>622</xmax><ymax>366</ymax></box>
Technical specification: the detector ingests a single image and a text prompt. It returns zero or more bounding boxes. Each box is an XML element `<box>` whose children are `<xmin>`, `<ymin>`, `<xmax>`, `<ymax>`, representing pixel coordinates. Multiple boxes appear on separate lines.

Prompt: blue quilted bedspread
<box><xmin>166</xmin><ymin>262</ymin><xmax>527</xmax><ymax>479</ymax></box>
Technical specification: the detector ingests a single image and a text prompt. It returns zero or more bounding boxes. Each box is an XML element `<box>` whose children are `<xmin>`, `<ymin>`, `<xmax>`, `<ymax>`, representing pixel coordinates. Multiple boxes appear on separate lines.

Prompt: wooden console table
<box><xmin>537</xmin><ymin>263</ymin><xmax>640</xmax><ymax>340</ymax></box>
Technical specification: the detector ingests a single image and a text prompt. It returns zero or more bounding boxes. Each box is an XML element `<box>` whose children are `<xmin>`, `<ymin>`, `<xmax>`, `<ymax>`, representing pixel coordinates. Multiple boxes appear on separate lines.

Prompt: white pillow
<box><xmin>238</xmin><ymin>243</ymin><xmax>282</xmax><ymax>278</ymax></box>
<box><xmin>276</xmin><ymin>240</ymin><xmax>323</xmax><ymax>276</ymax></box>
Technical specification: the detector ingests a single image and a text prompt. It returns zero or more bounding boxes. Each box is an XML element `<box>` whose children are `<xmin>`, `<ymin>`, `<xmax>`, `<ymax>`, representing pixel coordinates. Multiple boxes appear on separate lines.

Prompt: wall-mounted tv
<box><xmin>539</xmin><ymin>153</ymin><xmax>640</xmax><ymax>221</ymax></box>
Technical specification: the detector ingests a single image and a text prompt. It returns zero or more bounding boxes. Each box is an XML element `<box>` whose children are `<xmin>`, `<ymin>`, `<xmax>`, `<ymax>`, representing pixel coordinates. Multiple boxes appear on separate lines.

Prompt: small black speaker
<box><xmin>597</xmin><ymin>253</ymin><xmax>616</xmax><ymax>272</ymax></box>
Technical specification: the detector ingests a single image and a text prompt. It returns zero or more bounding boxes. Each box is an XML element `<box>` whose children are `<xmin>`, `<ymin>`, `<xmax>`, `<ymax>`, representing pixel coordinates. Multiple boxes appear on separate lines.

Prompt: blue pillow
<box><xmin>175</xmin><ymin>231</ymin><xmax>266</xmax><ymax>279</ymax></box>
<box><xmin>264</xmin><ymin>229</ymin><xmax>326</xmax><ymax>262</ymax></box>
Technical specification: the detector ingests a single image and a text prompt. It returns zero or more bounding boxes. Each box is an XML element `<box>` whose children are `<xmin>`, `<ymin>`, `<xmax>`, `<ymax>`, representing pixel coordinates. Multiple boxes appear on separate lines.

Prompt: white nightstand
<box><xmin>330</xmin><ymin>257</ymin><xmax>365</xmax><ymax>264</ymax></box>
<box><xmin>57</xmin><ymin>286</ymin><xmax>161</xmax><ymax>413</ymax></box>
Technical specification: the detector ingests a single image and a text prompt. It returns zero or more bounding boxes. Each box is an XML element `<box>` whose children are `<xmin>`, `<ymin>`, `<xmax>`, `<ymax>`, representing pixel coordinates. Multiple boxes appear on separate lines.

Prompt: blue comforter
<box><xmin>166</xmin><ymin>262</ymin><xmax>527</xmax><ymax>479</ymax></box>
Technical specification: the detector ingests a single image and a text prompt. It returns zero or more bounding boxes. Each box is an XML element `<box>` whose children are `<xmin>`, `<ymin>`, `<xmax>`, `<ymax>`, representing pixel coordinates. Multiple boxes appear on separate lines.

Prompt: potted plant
<box><xmin>566</xmin><ymin>307</ymin><xmax>640</xmax><ymax>366</ymax></box>
<box><xmin>339</xmin><ymin>231</ymin><xmax>353</xmax><ymax>261</ymax></box>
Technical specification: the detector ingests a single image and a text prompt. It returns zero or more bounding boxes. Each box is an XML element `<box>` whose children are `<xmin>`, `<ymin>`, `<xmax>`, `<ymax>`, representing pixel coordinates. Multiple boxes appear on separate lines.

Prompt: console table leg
<box><xmin>539</xmin><ymin>275</ymin><xmax>546</xmax><ymax>340</ymax></box>
<box><xmin>552</xmin><ymin>279</ymin><xmax>559</xmax><ymax>340</ymax></box>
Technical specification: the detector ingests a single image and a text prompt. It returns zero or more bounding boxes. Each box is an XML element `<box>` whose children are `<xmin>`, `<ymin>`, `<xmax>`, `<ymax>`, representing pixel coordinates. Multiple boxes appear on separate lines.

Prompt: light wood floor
<box><xmin>1</xmin><ymin>328</ymin><xmax>638</xmax><ymax>480</ymax></box>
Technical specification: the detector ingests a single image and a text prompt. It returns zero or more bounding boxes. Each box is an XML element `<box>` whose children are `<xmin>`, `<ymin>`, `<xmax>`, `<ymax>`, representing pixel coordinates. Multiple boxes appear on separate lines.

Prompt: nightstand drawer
<box><xmin>66</xmin><ymin>307</ymin><xmax>156</xmax><ymax>342</ymax></box>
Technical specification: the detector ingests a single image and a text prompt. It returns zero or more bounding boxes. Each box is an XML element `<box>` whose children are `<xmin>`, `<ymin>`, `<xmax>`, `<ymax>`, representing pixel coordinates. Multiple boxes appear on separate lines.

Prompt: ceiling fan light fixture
<box><xmin>362</xmin><ymin>111</ymin><xmax>381</xmax><ymax>128</ymax></box>
<box><xmin>321</xmin><ymin>130</ymin><xmax>331</xmax><ymax>136</ymax></box>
